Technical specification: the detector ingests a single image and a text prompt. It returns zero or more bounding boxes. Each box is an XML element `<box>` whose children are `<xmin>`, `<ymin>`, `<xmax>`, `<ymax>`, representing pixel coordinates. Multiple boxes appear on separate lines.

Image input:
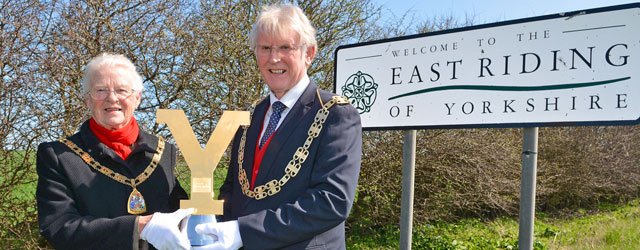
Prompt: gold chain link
<box><xmin>59</xmin><ymin>137</ymin><xmax>165</xmax><ymax>188</ymax></box>
<box><xmin>238</xmin><ymin>95</ymin><xmax>349</xmax><ymax>200</ymax></box>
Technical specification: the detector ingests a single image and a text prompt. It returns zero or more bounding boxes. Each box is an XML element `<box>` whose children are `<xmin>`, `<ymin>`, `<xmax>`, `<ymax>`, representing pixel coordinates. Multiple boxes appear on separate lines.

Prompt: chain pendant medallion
<box><xmin>127</xmin><ymin>187</ymin><xmax>146</xmax><ymax>214</ymax></box>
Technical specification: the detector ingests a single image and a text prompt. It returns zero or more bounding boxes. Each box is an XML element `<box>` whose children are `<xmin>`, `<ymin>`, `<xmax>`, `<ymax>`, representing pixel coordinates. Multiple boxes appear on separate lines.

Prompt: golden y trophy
<box><xmin>157</xmin><ymin>109</ymin><xmax>249</xmax><ymax>246</ymax></box>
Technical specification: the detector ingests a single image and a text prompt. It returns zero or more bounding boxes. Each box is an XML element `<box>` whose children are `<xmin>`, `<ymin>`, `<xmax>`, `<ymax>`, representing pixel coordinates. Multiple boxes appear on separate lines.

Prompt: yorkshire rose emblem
<box><xmin>342</xmin><ymin>71</ymin><xmax>378</xmax><ymax>114</ymax></box>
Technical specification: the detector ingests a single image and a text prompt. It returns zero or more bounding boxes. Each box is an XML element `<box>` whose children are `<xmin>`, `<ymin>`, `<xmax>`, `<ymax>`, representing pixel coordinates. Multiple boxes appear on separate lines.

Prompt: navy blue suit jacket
<box><xmin>219</xmin><ymin>83</ymin><xmax>362</xmax><ymax>250</ymax></box>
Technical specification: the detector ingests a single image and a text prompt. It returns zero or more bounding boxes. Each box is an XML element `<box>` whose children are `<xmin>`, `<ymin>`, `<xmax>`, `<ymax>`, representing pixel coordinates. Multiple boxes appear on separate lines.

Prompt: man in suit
<box><xmin>193</xmin><ymin>3</ymin><xmax>362</xmax><ymax>250</ymax></box>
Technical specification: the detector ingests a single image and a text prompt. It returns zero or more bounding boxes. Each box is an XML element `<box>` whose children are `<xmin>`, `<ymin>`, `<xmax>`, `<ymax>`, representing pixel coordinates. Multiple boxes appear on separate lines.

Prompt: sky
<box><xmin>374</xmin><ymin>0</ymin><xmax>638</xmax><ymax>25</ymax></box>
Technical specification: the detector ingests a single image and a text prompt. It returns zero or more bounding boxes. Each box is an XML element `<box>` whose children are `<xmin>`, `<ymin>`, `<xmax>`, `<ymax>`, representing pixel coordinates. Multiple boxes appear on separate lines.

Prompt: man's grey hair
<box><xmin>248</xmin><ymin>4</ymin><xmax>317</xmax><ymax>52</ymax></box>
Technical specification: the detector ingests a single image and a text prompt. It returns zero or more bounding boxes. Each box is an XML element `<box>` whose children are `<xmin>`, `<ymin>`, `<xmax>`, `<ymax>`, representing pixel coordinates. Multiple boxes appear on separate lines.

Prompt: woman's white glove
<box><xmin>192</xmin><ymin>220</ymin><xmax>243</xmax><ymax>250</ymax></box>
<box><xmin>140</xmin><ymin>208</ymin><xmax>194</xmax><ymax>250</ymax></box>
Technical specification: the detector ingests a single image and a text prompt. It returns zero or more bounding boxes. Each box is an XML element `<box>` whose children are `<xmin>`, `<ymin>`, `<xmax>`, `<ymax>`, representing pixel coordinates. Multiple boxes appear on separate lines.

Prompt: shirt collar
<box><xmin>269</xmin><ymin>74</ymin><xmax>309</xmax><ymax>109</ymax></box>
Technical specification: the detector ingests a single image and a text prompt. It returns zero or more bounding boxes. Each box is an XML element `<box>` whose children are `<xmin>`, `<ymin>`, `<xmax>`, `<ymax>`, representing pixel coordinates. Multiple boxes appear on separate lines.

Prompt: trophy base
<box><xmin>187</xmin><ymin>214</ymin><xmax>217</xmax><ymax>246</ymax></box>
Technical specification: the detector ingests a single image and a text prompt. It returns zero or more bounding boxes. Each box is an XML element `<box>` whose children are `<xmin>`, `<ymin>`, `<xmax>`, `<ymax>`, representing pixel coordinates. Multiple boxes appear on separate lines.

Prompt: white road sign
<box><xmin>334</xmin><ymin>3</ymin><xmax>640</xmax><ymax>129</ymax></box>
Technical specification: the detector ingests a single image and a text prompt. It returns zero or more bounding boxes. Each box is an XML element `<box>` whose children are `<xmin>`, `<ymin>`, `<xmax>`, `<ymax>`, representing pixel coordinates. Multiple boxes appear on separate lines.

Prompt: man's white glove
<box><xmin>192</xmin><ymin>220</ymin><xmax>243</xmax><ymax>250</ymax></box>
<box><xmin>140</xmin><ymin>208</ymin><xmax>194</xmax><ymax>250</ymax></box>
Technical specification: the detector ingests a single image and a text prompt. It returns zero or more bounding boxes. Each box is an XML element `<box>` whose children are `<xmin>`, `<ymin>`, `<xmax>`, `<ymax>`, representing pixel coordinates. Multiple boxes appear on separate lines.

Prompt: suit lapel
<box><xmin>243</xmin><ymin>98</ymin><xmax>269</xmax><ymax>186</ymax></box>
<box><xmin>254</xmin><ymin>84</ymin><xmax>318</xmax><ymax>186</ymax></box>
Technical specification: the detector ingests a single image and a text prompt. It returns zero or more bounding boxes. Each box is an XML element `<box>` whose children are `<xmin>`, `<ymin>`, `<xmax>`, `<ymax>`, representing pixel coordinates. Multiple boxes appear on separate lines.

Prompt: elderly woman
<box><xmin>36</xmin><ymin>53</ymin><xmax>193</xmax><ymax>249</ymax></box>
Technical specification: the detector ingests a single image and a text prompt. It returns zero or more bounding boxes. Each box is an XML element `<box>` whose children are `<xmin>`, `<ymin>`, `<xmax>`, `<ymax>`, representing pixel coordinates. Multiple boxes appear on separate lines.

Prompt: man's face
<box><xmin>255</xmin><ymin>29</ymin><xmax>315</xmax><ymax>99</ymax></box>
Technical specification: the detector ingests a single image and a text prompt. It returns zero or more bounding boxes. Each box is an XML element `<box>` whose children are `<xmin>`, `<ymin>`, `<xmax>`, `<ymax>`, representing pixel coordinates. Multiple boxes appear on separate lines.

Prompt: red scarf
<box><xmin>89</xmin><ymin>118</ymin><xmax>139</xmax><ymax>160</ymax></box>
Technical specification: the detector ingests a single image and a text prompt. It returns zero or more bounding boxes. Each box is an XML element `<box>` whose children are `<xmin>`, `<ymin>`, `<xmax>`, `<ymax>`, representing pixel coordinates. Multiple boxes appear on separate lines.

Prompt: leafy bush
<box><xmin>0</xmin><ymin>150</ymin><xmax>47</xmax><ymax>249</ymax></box>
<box><xmin>349</xmin><ymin>126</ymin><xmax>640</xmax><ymax>230</ymax></box>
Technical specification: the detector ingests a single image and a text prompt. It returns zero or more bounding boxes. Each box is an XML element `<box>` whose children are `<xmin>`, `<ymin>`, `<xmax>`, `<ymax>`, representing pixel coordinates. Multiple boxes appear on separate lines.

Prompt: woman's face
<box><xmin>85</xmin><ymin>66</ymin><xmax>141</xmax><ymax>130</ymax></box>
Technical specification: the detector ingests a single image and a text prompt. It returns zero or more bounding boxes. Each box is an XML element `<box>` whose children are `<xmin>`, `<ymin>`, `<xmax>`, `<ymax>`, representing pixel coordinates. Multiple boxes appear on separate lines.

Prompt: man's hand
<box><xmin>192</xmin><ymin>220</ymin><xmax>243</xmax><ymax>250</ymax></box>
<box><xmin>140</xmin><ymin>208</ymin><xmax>194</xmax><ymax>250</ymax></box>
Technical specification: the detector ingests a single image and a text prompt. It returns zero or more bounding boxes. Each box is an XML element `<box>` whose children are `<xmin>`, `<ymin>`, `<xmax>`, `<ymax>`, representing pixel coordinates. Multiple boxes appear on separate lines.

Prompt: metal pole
<box><xmin>400</xmin><ymin>130</ymin><xmax>416</xmax><ymax>250</ymax></box>
<box><xmin>518</xmin><ymin>127</ymin><xmax>539</xmax><ymax>250</ymax></box>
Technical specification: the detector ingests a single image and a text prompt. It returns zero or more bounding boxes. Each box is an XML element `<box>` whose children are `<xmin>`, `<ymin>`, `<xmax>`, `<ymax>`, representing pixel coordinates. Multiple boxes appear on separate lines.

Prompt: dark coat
<box><xmin>219</xmin><ymin>83</ymin><xmax>362</xmax><ymax>250</ymax></box>
<box><xmin>36</xmin><ymin>120</ymin><xmax>188</xmax><ymax>250</ymax></box>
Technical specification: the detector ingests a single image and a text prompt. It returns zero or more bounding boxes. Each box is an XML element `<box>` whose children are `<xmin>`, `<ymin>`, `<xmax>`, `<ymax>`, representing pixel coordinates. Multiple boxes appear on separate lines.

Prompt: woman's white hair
<box><xmin>248</xmin><ymin>4</ymin><xmax>317</xmax><ymax>51</ymax></box>
<box><xmin>80</xmin><ymin>53</ymin><xmax>144</xmax><ymax>97</ymax></box>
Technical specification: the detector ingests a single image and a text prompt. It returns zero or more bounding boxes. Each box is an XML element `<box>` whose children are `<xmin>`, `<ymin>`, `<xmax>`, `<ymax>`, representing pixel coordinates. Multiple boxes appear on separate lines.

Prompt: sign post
<box><xmin>334</xmin><ymin>3</ymin><xmax>639</xmax><ymax>249</ymax></box>
<box><xmin>519</xmin><ymin>127</ymin><xmax>538</xmax><ymax>249</ymax></box>
<box><xmin>400</xmin><ymin>130</ymin><xmax>416</xmax><ymax>250</ymax></box>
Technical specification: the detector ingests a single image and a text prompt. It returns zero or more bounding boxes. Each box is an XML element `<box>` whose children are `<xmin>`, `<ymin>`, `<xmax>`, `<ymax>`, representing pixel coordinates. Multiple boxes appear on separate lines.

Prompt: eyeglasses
<box><xmin>89</xmin><ymin>87</ymin><xmax>135</xmax><ymax>100</ymax></box>
<box><xmin>256</xmin><ymin>44</ymin><xmax>304</xmax><ymax>56</ymax></box>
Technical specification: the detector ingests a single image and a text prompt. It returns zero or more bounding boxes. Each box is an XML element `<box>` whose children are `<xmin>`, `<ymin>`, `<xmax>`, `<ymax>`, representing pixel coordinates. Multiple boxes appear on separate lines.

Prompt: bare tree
<box><xmin>1</xmin><ymin>0</ymin><xmax>382</xmax><ymax>247</ymax></box>
<box><xmin>0</xmin><ymin>0</ymin><xmax>51</xmax><ymax>248</ymax></box>
<box><xmin>4</xmin><ymin>0</ymin><xmax>639</xmax><ymax>247</ymax></box>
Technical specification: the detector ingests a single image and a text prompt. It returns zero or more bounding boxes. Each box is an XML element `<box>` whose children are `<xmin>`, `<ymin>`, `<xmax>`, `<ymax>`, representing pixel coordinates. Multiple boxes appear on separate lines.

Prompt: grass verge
<box><xmin>347</xmin><ymin>199</ymin><xmax>640</xmax><ymax>249</ymax></box>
